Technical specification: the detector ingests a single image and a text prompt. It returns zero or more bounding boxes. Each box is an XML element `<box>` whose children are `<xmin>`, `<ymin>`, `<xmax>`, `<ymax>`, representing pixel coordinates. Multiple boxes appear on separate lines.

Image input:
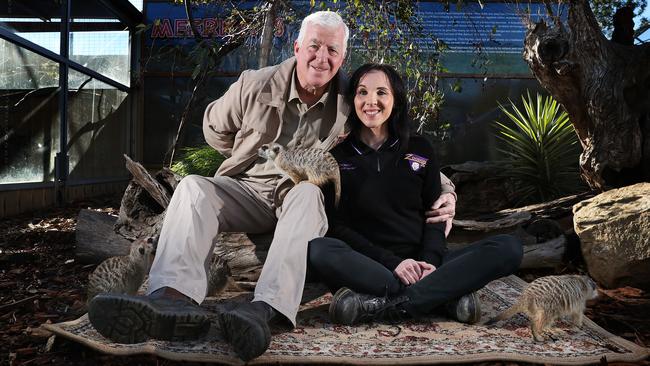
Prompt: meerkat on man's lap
<box><xmin>258</xmin><ymin>143</ymin><xmax>341</xmax><ymax>206</ymax></box>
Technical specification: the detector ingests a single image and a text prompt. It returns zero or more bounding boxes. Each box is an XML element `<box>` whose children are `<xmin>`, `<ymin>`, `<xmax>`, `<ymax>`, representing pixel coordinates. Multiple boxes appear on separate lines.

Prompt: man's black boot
<box><xmin>88</xmin><ymin>287</ymin><xmax>211</xmax><ymax>344</ymax></box>
<box><xmin>329</xmin><ymin>287</ymin><xmax>410</xmax><ymax>325</ymax></box>
<box><xmin>445</xmin><ymin>291</ymin><xmax>481</xmax><ymax>324</ymax></box>
<box><xmin>218</xmin><ymin>301</ymin><xmax>277</xmax><ymax>362</ymax></box>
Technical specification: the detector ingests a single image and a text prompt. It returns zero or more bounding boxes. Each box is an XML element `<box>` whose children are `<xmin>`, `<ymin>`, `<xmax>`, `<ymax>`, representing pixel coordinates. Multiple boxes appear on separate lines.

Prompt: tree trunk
<box><xmin>523</xmin><ymin>0</ymin><xmax>650</xmax><ymax>190</ymax></box>
<box><xmin>258</xmin><ymin>1</ymin><xmax>277</xmax><ymax>68</ymax></box>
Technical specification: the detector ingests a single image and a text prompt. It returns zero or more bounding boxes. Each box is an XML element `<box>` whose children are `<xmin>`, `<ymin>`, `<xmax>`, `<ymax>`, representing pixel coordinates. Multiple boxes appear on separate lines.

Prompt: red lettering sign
<box><xmin>175</xmin><ymin>19</ymin><xmax>191</xmax><ymax>37</ymax></box>
<box><xmin>150</xmin><ymin>17</ymin><xmax>283</xmax><ymax>39</ymax></box>
<box><xmin>151</xmin><ymin>18</ymin><xmax>173</xmax><ymax>38</ymax></box>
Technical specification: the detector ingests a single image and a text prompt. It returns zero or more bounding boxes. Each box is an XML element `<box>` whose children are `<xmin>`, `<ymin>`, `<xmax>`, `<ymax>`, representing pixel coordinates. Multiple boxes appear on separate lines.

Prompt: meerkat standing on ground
<box><xmin>87</xmin><ymin>237</ymin><xmax>156</xmax><ymax>304</ymax></box>
<box><xmin>487</xmin><ymin>275</ymin><xmax>599</xmax><ymax>341</ymax></box>
<box><xmin>258</xmin><ymin>143</ymin><xmax>341</xmax><ymax>206</ymax></box>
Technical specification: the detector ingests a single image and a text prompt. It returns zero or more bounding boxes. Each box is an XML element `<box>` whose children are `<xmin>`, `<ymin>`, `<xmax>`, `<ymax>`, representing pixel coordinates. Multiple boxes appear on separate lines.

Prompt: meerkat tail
<box><xmin>486</xmin><ymin>304</ymin><xmax>520</xmax><ymax>325</ymax></box>
<box><xmin>277</xmin><ymin>164</ymin><xmax>304</xmax><ymax>184</ymax></box>
<box><xmin>333</xmin><ymin>168</ymin><xmax>341</xmax><ymax>207</ymax></box>
<box><xmin>303</xmin><ymin>169</ymin><xmax>338</xmax><ymax>207</ymax></box>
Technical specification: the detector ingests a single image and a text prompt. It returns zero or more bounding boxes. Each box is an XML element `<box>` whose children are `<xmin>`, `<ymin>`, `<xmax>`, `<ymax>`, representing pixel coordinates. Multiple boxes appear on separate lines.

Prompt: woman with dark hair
<box><xmin>308</xmin><ymin>63</ymin><xmax>523</xmax><ymax>325</ymax></box>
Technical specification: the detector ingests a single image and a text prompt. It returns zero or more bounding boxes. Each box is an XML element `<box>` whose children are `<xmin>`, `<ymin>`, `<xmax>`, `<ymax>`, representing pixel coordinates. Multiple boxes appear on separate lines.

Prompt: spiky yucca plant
<box><xmin>171</xmin><ymin>145</ymin><xmax>225</xmax><ymax>177</ymax></box>
<box><xmin>495</xmin><ymin>92</ymin><xmax>583</xmax><ymax>205</ymax></box>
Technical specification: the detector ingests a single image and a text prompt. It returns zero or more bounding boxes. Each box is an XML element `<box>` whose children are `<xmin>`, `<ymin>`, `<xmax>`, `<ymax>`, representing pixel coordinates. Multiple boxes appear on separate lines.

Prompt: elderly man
<box><xmin>88</xmin><ymin>11</ymin><xmax>456</xmax><ymax>362</ymax></box>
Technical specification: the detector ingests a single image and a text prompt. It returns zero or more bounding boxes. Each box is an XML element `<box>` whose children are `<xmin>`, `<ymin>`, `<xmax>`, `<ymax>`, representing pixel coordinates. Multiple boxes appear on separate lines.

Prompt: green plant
<box><xmin>171</xmin><ymin>145</ymin><xmax>225</xmax><ymax>177</ymax></box>
<box><xmin>494</xmin><ymin>92</ymin><xmax>583</xmax><ymax>205</ymax></box>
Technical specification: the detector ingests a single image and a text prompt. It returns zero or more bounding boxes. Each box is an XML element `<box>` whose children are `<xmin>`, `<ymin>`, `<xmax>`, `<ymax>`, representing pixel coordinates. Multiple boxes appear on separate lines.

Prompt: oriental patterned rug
<box><xmin>43</xmin><ymin>275</ymin><xmax>649</xmax><ymax>365</ymax></box>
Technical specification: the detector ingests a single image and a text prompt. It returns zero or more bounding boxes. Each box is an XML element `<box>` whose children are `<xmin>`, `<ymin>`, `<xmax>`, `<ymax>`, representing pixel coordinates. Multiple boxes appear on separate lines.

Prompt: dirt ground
<box><xmin>1</xmin><ymin>194</ymin><xmax>649</xmax><ymax>366</ymax></box>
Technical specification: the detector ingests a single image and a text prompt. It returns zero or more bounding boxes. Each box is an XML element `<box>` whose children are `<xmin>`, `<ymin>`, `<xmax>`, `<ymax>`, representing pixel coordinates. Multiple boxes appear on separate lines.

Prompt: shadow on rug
<box><xmin>43</xmin><ymin>275</ymin><xmax>649</xmax><ymax>365</ymax></box>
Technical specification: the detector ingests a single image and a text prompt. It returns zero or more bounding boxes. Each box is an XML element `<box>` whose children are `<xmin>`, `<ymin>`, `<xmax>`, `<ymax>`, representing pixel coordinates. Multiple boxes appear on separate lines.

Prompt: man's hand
<box><xmin>425</xmin><ymin>192</ymin><xmax>457</xmax><ymax>237</ymax></box>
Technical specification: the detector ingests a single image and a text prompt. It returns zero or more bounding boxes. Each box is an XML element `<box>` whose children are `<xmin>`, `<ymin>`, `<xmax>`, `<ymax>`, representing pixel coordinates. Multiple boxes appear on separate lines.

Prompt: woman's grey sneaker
<box><xmin>445</xmin><ymin>292</ymin><xmax>481</xmax><ymax>324</ymax></box>
<box><xmin>88</xmin><ymin>293</ymin><xmax>211</xmax><ymax>344</ymax></box>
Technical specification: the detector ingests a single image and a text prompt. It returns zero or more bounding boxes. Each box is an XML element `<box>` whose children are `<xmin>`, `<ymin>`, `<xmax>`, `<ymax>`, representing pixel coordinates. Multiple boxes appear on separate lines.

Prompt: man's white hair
<box><xmin>296</xmin><ymin>11</ymin><xmax>349</xmax><ymax>54</ymax></box>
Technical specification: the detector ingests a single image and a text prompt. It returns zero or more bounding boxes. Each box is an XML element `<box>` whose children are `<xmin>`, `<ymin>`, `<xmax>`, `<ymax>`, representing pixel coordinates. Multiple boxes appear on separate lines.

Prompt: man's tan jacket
<box><xmin>203</xmin><ymin>56</ymin><xmax>350</xmax><ymax>179</ymax></box>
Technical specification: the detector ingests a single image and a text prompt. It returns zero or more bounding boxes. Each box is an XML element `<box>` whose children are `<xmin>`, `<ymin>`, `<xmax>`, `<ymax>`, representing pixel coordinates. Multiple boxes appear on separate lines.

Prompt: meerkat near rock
<box><xmin>258</xmin><ymin>143</ymin><xmax>341</xmax><ymax>206</ymax></box>
<box><xmin>206</xmin><ymin>256</ymin><xmax>232</xmax><ymax>297</ymax></box>
<box><xmin>87</xmin><ymin>237</ymin><xmax>156</xmax><ymax>303</ymax></box>
<box><xmin>487</xmin><ymin>275</ymin><xmax>599</xmax><ymax>341</ymax></box>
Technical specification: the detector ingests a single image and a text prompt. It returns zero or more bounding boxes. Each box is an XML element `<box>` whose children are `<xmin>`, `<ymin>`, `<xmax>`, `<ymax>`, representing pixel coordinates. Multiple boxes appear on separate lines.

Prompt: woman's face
<box><xmin>353</xmin><ymin>70</ymin><xmax>395</xmax><ymax>131</ymax></box>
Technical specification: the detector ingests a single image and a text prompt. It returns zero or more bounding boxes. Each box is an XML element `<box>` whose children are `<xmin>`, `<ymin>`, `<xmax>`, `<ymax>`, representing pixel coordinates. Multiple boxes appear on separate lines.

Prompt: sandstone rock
<box><xmin>573</xmin><ymin>183</ymin><xmax>650</xmax><ymax>289</ymax></box>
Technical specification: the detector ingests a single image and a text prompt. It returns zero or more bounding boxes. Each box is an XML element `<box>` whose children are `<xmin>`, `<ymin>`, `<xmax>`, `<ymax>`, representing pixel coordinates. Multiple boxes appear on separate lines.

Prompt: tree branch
<box><xmin>258</xmin><ymin>1</ymin><xmax>277</xmax><ymax>68</ymax></box>
<box><xmin>185</xmin><ymin>0</ymin><xmax>203</xmax><ymax>42</ymax></box>
<box><xmin>540</xmin><ymin>0</ymin><xmax>562</xmax><ymax>28</ymax></box>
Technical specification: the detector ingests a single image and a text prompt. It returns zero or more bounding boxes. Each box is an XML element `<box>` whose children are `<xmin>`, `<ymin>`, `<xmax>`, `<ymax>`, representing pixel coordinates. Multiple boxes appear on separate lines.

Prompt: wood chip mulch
<box><xmin>1</xmin><ymin>194</ymin><xmax>648</xmax><ymax>366</ymax></box>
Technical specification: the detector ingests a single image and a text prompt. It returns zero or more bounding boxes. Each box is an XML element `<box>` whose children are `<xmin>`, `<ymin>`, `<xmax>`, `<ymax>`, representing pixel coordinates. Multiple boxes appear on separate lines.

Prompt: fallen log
<box><xmin>75</xmin><ymin>209</ymin><xmax>131</xmax><ymax>263</ymax></box>
<box><xmin>77</xmin><ymin>208</ymin><xmax>565</xmax><ymax>276</ymax></box>
<box><xmin>123</xmin><ymin>154</ymin><xmax>171</xmax><ymax>209</ymax></box>
<box><xmin>448</xmin><ymin>235</ymin><xmax>565</xmax><ymax>269</ymax></box>
<box><xmin>454</xmin><ymin>191</ymin><xmax>595</xmax><ymax>232</ymax></box>
<box><xmin>520</xmin><ymin>236</ymin><xmax>566</xmax><ymax>269</ymax></box>
<box><xmin>448</xmin><ymin>218</ymin><xmax>567</xmax><ymax>269</ymax></box>
<box><xmin>453</xmin><ymin>212</ymin><xmax>532</xmax><ymax>232</ymax></box>
<box><xmin>114</xmin><ymin>159</ymin><xmax>182</xmax><ymax>241</ymax></box>
<box><xmin>75</xmin><ymin>209</ymin><xmax>270</xmax><ymax>281</ymax></box>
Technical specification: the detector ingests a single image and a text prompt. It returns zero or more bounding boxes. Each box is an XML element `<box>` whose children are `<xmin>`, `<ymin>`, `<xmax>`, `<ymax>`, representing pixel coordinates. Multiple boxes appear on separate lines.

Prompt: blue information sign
<box><xmin>144</xmin><ymin>1</ymin><xmax>551</xmax><ymax>75</ymax></box>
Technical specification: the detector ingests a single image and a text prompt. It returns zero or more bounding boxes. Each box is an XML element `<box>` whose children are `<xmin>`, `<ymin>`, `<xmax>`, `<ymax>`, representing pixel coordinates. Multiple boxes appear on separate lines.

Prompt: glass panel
<box><xmin>0</xmin><ymin>38</ymin><xmax>59</xmax><ymax>184</ymax></box>
<box><xmin>69</xmin><ymin>0</ymin><xmax>130</xmax><ymax>86</ymax></box>
<box><xmin>67</xmin><ymin>69</ymin><xmax>129</xmax><ymax>181</ymax></box>
<box><xmin>142</xmin><ymin>76</ymin><xmax>236</xmax><ymax>166</ymax></box>
<box><xmin>128</xmin><ymin>0</ymin><xmax>144</xmax><ymax>12</ymax></box>
<box><xmin>0</xmin><ymin>0</ymin><xmax>62</xmax><ymax>54</ymax></box>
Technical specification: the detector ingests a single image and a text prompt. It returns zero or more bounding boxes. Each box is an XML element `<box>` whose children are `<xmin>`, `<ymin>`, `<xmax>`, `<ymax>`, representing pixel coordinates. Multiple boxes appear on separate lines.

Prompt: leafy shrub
<box><xmin>171</xmin><ymin>145</ymin><xmax>225</xmax><ymax>177</ymax></box>
<box><xmin>494</xmin><ymin>92</ymin><xmax>584</xmax><ymax>205</ymax></box>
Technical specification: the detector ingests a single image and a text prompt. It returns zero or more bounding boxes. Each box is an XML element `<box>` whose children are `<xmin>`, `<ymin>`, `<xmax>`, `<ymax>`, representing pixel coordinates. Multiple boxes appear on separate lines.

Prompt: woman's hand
<box><xmin>394</xmin><ymin>260</ymin><xmax>437</xmax><ymax>285</ymax></box>
<box><xmin>394</xmin><ymin>259</ymin><xmax>422</xmax><ymax>285</ymax></box>
<box><xmin>418</xmin><ymin>262</ymin><xmax>436</xmax><ymax>280</ymax></box>
<box><xmin>393</xmin><ymin>258</ymin><xmax>436</xmax><ymax>286</ymax></box>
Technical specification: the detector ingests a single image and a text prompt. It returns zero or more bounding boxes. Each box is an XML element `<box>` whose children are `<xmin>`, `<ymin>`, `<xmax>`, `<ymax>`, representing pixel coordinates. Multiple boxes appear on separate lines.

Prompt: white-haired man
<box><xmin>88</xmin><ymin>11</ymin><xmax>457</xmax><ymax>361</ymax></box>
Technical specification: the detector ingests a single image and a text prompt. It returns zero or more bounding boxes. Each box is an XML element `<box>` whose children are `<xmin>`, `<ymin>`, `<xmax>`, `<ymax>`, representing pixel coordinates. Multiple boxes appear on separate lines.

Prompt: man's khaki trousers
<box><xmin>147</xmin><ymin>175</ymin><xmax>328</xmax><ymax>326</ymax></box>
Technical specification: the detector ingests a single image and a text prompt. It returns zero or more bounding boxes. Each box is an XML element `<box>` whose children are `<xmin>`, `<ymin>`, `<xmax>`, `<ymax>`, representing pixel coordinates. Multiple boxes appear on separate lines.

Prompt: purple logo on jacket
<box><xmin>404</xmin><ymin>153</ymin><xmax>428</xmax><ymax>172</ymax></box>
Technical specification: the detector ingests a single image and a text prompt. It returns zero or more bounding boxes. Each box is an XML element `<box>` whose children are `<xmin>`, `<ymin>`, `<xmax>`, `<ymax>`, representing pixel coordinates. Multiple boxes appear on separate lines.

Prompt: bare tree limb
<box><xmin>124</xmin><ymin>154</ymin><xmax>171</xmax><ymax>208</ymax></box>
<box><xmin>258</xmin><ymin>1</ymin><xmax>277</xmax><ymax>68</ymax></box>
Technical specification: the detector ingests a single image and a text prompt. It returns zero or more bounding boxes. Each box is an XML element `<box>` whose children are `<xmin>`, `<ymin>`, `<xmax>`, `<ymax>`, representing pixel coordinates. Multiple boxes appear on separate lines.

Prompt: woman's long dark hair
<box><xmin>347</xmin><ymin>63</ymin><xmax>410</xmax><ymax>150</ymax></box>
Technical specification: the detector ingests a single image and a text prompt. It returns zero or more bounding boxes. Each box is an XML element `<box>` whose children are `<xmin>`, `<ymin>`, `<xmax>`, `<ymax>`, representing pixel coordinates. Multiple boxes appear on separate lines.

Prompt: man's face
<box><xmin>294</xmin><ymin>23</ymin><xmax>346</xmax><ymax>92</ymax></box>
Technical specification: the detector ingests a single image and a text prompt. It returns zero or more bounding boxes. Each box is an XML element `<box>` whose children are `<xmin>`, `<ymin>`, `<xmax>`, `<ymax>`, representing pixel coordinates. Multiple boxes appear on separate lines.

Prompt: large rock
<box><xmin>573</xmin><ymin>183</ymin><xmax>650</xmax><ymax>289</ymax></box>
